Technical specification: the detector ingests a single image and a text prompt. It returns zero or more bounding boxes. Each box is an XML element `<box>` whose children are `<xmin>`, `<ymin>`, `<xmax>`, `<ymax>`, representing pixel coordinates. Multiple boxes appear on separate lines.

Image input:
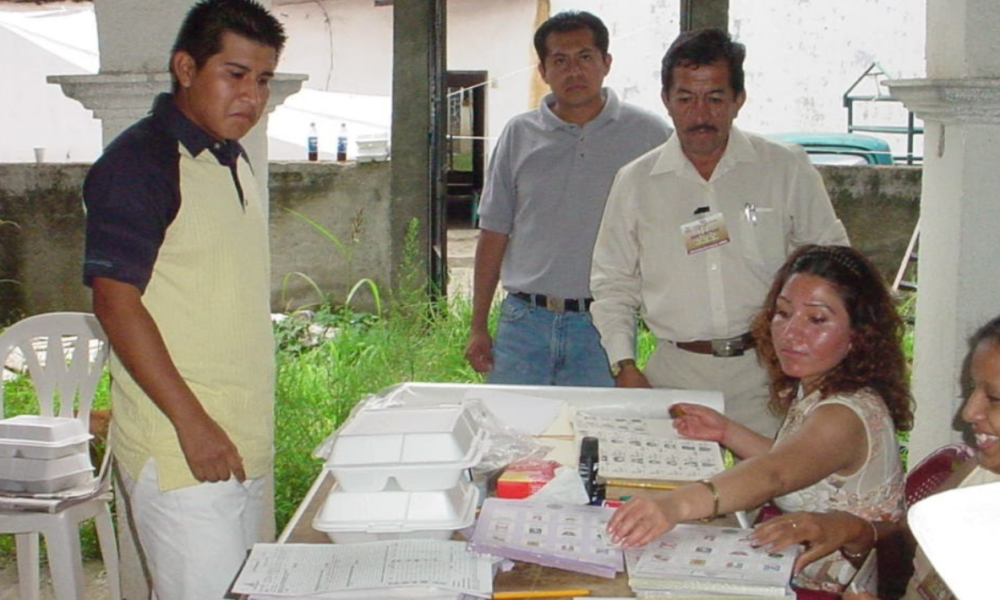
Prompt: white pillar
<box><xmin>886</xmin><ymin>0</ymin><xmax>1000</xmax><ymax>466</ymax></box>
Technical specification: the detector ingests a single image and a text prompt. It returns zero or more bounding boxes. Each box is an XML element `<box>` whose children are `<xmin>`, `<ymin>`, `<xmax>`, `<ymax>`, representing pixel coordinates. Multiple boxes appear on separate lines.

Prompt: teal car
<box><xmin>769</xmin><ymin>132</ymin><xmax>895</xmax><ymax>165</ymax></box>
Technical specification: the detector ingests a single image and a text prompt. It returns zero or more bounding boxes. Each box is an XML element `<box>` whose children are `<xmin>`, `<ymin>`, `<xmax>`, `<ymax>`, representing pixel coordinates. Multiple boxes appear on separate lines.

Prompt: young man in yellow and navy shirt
<box><xmin>82</xmin><ymin>1</ymin><xmax>284</xmax><ymax>598</ymax></box>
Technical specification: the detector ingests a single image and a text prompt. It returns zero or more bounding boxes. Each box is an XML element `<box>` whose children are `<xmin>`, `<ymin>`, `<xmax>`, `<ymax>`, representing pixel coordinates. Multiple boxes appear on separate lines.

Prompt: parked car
<box><xmin>769</xmin><ymin>132</ymin><xmax>895</xmax><ymax>165</ymax></box>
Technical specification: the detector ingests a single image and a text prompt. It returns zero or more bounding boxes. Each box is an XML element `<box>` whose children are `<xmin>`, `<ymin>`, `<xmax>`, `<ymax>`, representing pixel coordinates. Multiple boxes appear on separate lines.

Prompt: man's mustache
<box><xmin>685</xmin><ymin>124</ymin><xmax>718</xmax><ymax>134</ymax></box>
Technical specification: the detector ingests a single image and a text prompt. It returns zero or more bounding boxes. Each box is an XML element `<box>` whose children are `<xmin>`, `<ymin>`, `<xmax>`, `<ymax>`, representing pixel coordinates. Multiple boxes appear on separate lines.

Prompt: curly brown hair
<box><xmin>751</xmin><ymin>245</ymin><xmax>913</xmax><ymax>431</ymax></box>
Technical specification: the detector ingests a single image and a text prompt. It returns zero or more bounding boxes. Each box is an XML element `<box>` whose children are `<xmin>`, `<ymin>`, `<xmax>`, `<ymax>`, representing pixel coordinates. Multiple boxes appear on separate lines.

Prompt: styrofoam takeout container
<box><xmin>312</xmin><ymin>478</ymin><xmax>478</xmax><ymax>543</ymax></box>
<box><xmin>355</xmin><ymin>133</ymin><xmax>389</xmax><ymax>163</ymax></box>
<box><xmin>0</xmin><ymin>415</ymin><xmax>92</xmax><ymax>459</ymax></box>
<box><xmin>0</xmin><ymin>452</ymin><xmax>94</xmax><ymax>494</ymax></box>
<box><xmin>326</xmin><ymin>405</ymin><xmax>487</xmax><ymax>492</ymax></box>
<box><xmin>0</xmin><ymin>415</ymin><xmax>88</xmax><ymax>443</ymax></box>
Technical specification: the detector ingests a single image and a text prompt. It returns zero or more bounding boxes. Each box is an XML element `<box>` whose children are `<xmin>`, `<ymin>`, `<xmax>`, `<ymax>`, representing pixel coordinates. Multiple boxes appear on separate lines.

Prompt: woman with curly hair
<box><xmin>607</xmin><ymin>245</ymin><xmax>913</xmax><ymax>594</ymax></box>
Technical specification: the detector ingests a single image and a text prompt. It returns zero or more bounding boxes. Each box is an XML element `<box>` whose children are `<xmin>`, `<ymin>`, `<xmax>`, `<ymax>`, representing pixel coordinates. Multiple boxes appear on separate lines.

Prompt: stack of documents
<box><xmin>231</xmin><ymin>539</ymin><xmax>494</xmax><ymax>599</ymax></box>
<box><xmin>625</xmin><ymin>524</ymin><xmax>798</xmax><ymax>599</ymax></box>
<box><xmin>468</xmin><ymin>498</ymin><xmax>624</xmax><ymax>578</ymax></box>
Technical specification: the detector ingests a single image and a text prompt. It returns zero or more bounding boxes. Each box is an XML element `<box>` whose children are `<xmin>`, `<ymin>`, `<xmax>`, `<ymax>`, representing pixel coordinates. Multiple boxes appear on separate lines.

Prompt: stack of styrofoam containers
<box><xmin>313</xmin><ymin>404</ymin><xmax>488</xmax><ymax>543</ymax></box>
<box><xmin>355</xmin><ymin>133</ymin><xmax>389</xmax><ymax>163</ymax></box>
<box><xmin>0</xmin><ymin>415</ymin><xmax>94</xmax><ymax>494</ymax></box>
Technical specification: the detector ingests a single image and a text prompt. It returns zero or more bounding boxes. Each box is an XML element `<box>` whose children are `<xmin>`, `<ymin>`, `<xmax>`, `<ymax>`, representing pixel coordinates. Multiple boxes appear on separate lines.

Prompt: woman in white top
<box><xmin>607</xmin><ymin>245</ymin><xmax>914</xmax><ymax>594</ymax></box>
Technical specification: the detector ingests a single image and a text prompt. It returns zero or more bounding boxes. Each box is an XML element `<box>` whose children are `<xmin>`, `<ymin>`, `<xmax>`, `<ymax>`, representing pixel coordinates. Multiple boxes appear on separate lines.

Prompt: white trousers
<box><xmin>120</xmin><ymin>459</ymin><xmax>265</xmax><ymax>600</ymax></box>
<box><xmin>645</xmin><ymin>341</ymin><xmax>782</xmax><ymax>439</ymax></box>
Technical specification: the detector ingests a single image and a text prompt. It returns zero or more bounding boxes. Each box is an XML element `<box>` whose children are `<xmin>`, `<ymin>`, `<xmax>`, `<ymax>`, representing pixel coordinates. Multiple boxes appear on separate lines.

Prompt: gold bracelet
<box><xmin>841</xmin><ymin>519</ymin><xmax>879</xmax><ymax>560</ymax></box>
<box><xmin>697</xmin><ymin>479</ymin><xmax>720</xmax><ymax>522</ymax></box>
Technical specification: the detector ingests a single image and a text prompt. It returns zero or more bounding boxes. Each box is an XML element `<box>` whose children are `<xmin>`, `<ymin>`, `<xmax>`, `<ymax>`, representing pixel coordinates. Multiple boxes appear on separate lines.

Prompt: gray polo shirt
<box><xmin>478</xmin><ymin>88</ymin><xmax>671</xmax><ymax>299</ymax></box>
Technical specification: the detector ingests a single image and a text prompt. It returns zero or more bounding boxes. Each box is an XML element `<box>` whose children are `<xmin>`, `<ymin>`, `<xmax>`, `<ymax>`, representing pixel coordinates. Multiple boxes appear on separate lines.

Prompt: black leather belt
<box><xmin>511</xmin><ymin>292</ymin><xmax>593</xmax><ymax>312</ymax></box>
<box><xmin>674</xmin><ymin>333</ymin><xmax>755</xmax><ymax>357</ymax></box>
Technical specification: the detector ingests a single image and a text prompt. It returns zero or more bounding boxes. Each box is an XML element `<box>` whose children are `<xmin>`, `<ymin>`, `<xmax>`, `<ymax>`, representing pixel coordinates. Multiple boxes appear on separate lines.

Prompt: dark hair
<box><xmin>962</xmin><ymin>314</ymin><xmax>1000</xmax><ymax>397</ymax></box>
<box><xmin>533</xmin><ymin>10</ymin><xmax>609</xmax><ymax>63</ymax></box>
<box><xmin>751</xmin><ymin>245</ymin><xmax>914</xmax><ymax>431</ymax></box>
<box><xmin>661</xmin><ymin>27</ymin><xmax>745</xmax><ymax>97</ymax></box>
<box><xmin>970</xmin><ymin>315</ymin><xmax>1000</xmax><ymax>351</ymax></box>
<box><xmin>170</xmin><ymin>0</ymin><xmax>286</xmax><ymax>90</ymax></box>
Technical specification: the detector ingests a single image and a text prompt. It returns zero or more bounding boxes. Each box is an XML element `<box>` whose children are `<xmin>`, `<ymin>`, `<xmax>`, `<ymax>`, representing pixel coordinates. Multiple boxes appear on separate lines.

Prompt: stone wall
<box><xmin>0</xmin><ymin>161</ymin><xmax>392</xmax><ymax>325</ymax></box>
<box><xmin>0</xmin><ymin>161</ymin><xmax>919</xmax><ymax>325</ymax></box>
<box><xmin>824</xmin><ymin>164</ymin><xmax>922</xmax><ymax>280</ymax></box>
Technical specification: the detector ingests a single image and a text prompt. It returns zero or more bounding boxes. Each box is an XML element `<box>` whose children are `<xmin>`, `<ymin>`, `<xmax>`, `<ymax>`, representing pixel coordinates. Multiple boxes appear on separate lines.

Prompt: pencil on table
<box><xmin>493</xmin><ymin>590</ymin><xmax>590</xmax><ymax>599</ymax></box>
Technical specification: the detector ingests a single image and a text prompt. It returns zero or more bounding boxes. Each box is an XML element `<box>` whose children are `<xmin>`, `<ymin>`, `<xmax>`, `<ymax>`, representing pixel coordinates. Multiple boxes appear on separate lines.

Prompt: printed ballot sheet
<box><xmin>573</xmin><ymin>413</ymin><xmax>725</xmax><ymax>481</ymax></box>
<box><xmin>232</xmin><ymin>540</ymin><xmax>493</xmax><ymax>597</ymax></box>
<box><xmin>468</xmin><ymin>498</ymin><xmax>623</xmax><ymax>578</ymax></box>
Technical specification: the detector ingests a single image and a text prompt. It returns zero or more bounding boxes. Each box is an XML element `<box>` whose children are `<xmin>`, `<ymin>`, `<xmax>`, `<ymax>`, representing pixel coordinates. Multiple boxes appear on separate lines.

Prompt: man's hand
<box><xmin>92</xmin><ymin>277</ymin><xmax>246</xmax><ymax>483</ymax></box>
<box><xmin>465</xmin><ymin>329</ymin><xmax>494</xmax><ymax>373</ymax></box>
<box><xmin>175</xmin><ymin>412</ymin><xmax>246</xmax><ymax>483</ymax></box>
<box><xmin>615</xmin><ymin>363</ymin><xmax>652</xmax><ymax>388</ymax></box>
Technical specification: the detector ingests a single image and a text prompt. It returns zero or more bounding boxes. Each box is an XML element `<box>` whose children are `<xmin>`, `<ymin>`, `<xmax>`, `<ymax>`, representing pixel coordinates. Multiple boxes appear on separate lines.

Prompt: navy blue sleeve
<box><xmin>83</xmin><ymin>121</ymin><xmax>180</xmax><ymax>293</ymax></box>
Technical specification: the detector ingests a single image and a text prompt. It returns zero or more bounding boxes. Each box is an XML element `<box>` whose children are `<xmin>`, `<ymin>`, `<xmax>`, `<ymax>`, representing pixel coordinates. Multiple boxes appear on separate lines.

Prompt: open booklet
<box><xmin>573</xmin><ymin>412</ymin><xmax>726</xmax><ymax>482</ymax></box>
<box><xmin>625</xmin><ymin>524</ymin><xmax>800</xmax><ymax>599</ymax></box>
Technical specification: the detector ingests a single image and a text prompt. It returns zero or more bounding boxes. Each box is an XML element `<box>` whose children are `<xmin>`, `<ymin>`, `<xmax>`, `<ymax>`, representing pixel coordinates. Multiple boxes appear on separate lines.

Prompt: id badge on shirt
<box><xmin>681</xmin><ymin>212</ymin><xmax>731</xmax><ymax>255</ymax></box>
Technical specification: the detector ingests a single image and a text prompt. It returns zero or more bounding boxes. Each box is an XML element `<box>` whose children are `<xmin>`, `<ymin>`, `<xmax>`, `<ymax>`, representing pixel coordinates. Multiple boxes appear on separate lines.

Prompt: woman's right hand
<box><xmin>606</xmin><ymin>493</ymin><xmax>676</xmax><ymax>548</ymax></box>
<box><xmin>669</xmin><ymin>402</ymin><xmax>730</xmax><ymax>443</ymax></box>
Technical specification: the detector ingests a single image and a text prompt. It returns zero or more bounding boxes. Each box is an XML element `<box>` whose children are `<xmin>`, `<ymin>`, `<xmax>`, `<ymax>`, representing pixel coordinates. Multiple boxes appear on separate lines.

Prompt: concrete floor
<box><xmin>0</xmin><ymin>224</ymin><xmax>481</xmax><ymax>598</ymax></box>
<box><xmin>446</xmin><ymin>225</ymin><xmax>476</xmax><ymax>297</ymax></box>
<box><xmin>0</xmin><ymin>558</ymin><xmax>112</xmax><ymax>600</ymax></box>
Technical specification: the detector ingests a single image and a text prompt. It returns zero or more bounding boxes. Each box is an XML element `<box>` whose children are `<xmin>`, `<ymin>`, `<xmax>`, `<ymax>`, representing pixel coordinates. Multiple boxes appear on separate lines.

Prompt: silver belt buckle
<box><xmin>711</xmin><ymin>337</ymin><xmax>745</xmax><ymax>358</ymax></box>
<box><xmin>545</xmin><ymin>296</ymin><xmax>566</xmax><ymax>312</ymax></box>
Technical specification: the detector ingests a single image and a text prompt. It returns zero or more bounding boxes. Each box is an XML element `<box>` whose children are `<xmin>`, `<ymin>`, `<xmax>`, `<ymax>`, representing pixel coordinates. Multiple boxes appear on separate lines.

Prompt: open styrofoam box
<box><xmin>312</xmin><ymin>478</ymin><xmax>478</xmax><ymax>543</ymax></box>
<box><xmin>326</xmin><ymin>405</ymin><xmax>487</xmax><ymax>492</ymax></box>
<box><xmin>0</xmin><ymin>415</ymin><xmax>92</xmax><ymax>459</ymax></box>
<box><xmin>0</xmin><ymin>452</ymin><xmax>94</xmax><ymax>494</ymax></box>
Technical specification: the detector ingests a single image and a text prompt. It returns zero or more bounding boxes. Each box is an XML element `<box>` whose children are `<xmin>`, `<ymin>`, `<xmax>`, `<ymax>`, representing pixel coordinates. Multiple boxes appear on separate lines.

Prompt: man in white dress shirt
<box><xmin>591</xmin><ymin>28</ymin><xmax>848</xmax><ymax>437</ymax></box>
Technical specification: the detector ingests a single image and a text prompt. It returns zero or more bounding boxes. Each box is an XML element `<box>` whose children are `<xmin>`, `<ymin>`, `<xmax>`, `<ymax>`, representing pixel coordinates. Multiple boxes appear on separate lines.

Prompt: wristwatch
<box><xmin>610</xmin><ymin>358</ymin><xmax>636</xmax><ymax>378</ymax></box>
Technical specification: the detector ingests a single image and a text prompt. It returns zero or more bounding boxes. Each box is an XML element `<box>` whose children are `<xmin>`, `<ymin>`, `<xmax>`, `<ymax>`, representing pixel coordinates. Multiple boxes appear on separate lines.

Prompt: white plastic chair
<box><xmin>0</xmin><ymin>312</ymin><xmax>121</xmax><ymax>600</ymax></box>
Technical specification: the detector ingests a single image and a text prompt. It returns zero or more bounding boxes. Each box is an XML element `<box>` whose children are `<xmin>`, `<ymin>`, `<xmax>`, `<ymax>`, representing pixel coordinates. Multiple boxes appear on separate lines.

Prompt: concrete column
<box><xmin>886</xmin><ymin>0</ymin><xmax>1000</xmax><ymax>465</ymax></box>
<box><xmin>390</xmin><ymin>0</ymin><xmax>447</xmax><ymax>292</ymax></box>
<box><xmin>48</xmin><ymin>0</ymin><xmax>303</xmax><ymax>597</ymax></box>
<box><xmin>681</xmin><ymin>0</ymin><xmax>729</xmax><ymax>32</ymax></box>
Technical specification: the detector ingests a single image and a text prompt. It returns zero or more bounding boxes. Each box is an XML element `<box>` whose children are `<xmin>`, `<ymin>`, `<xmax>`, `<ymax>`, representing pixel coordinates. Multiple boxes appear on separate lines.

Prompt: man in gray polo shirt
<box><xmin>464</xmin><ymin>10</ymin><xmax>671</xmax><ymax>386</ymax></box>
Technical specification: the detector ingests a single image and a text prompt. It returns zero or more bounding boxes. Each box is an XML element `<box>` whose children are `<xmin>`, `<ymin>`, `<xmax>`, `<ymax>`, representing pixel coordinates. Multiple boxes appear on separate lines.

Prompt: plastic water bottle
<box><xmin>337</xmin><ymin>123</ymin><xmax>348</xmax><ymax>162</ymax></box>
<box><xmin>307</xmin><ymin>122</ymin><xmax>318</xmax><ymax>162</ymax></box>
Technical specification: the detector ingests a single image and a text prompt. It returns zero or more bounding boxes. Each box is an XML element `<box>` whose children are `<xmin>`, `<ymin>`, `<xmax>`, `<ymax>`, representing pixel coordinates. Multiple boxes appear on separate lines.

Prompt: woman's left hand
<box><xmin>750</xmin><ymin>511</ymin><xmax>863</xmax><ymax>573</ymax></box>
<box><xmin>606</xmin><ymin>493</ymin><xmax>675</xmax><ymax>548</ymax></box>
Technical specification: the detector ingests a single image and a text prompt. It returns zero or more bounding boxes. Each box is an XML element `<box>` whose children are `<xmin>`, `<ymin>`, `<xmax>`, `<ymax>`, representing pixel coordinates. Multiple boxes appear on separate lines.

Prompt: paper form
<box><xmin>573</xmin><ymin>413</ymin><xmax>725</xmax><ymax>481</ymax></box>
<box><xmin>232</xmin><ymin>540</ymin><xmax>493</xmax><ymax>597</ymax></box>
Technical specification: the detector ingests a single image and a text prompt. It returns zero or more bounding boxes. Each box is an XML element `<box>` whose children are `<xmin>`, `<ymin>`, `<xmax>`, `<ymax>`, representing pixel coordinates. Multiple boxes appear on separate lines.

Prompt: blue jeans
<box><xmin>487</xmin><ymin>294</ymin><xmax>614</xmax><ymax>387</ymax></box>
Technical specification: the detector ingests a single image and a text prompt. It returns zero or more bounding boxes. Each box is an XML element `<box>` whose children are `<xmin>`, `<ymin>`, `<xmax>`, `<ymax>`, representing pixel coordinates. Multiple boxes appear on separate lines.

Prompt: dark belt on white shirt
<box><xmin>674</xmin><ymin>333</ymin><xmax>755</xmax><ymax>357</ymax></box>
<box><xmin>511</xmin><ymin>292</ymin><xmax>593</xmax><ymax>313</ymax></box>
